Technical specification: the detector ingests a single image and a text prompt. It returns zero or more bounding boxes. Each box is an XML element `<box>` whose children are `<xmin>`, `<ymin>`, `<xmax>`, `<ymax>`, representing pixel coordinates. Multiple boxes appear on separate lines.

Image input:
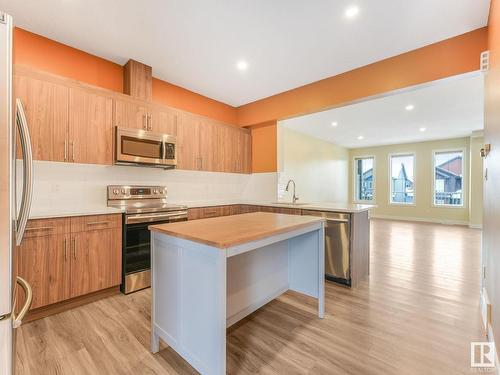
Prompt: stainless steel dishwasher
<box><xmin>302</xmin><ymin>210</ymin><xmax>351</xmax><ymax>286</ymax></box>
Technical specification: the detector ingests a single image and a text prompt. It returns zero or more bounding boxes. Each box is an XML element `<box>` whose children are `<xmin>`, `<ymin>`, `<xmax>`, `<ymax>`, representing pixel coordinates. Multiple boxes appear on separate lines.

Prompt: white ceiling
<box><xmin>1</xmin><ymin>0</ymin><xmax>490</xmax><ymax>106</ymax></box>
<box><xmin>280</xmin><ymin>73</ymin><xmax>484</xmax><ymax>148</ymax></box>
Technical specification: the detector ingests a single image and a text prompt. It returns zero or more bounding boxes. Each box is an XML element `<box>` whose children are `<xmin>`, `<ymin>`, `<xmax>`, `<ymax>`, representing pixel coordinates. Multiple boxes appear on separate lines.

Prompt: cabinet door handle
<box><xmin>72</xmin><ymin>237</ymin><xmax>77</xmax><ymax>259</ymax></box>
<box><xmin>147</xmin><ymin>114</ymin><xmax>152</xmax><ymax>130</ymax></box>
<box><xmin>70</xmin><ymin>141</ymin><xmax>75</xmax><ymax>162</ymax></box>
<box><xmin>25</xmin><ymin>226</ymin><xmax>54</xmax><ymax>232</ymax></box>
<box><xmin>87</xmin><ymin>221</ymin><xmax>111</xmax><ymax>226</ymax></box>
<box><xmin>143</xmin><ymin>115</ymin><xmax>147</xmax><ymax>130</ymax></box>
<box><xmin>64</xmin><ymin>237</ymin><xmax>68</xmax><ymax>261</ymax></box>
<box><xmin>64</xmin><ymin>139</ymin><xmax>67</xmax><ymax>162</ymax></box>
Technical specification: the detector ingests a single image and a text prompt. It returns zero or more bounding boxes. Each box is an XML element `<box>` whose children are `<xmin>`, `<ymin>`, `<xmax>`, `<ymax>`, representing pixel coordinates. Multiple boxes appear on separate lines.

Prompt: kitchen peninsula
<box><xmin>149</xmin><ymin>212</ymin><xmax>325</xmax><ymax>375</ymax></box>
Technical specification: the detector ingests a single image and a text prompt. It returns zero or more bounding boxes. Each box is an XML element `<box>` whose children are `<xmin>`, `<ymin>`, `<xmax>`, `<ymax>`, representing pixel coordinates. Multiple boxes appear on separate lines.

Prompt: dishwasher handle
<box><xmin>325</xmin><ymin>218</ymin><xmax>350</xmax><ymax>224</ymax></box>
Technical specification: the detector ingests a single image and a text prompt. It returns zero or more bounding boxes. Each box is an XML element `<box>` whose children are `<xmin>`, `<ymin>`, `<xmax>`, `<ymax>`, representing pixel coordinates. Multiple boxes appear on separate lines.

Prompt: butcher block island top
<box><xmin>149</xmin><ymin>212</ymin><xmax>325</xmax><ymax>248</ymax></box>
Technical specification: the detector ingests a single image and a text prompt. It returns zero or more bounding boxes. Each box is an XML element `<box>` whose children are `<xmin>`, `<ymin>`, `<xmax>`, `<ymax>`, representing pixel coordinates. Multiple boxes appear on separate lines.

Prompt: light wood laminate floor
<box><xmin>15</xmin><ymin>219</ymin><xmax>485</xmax><ymax>374</ymax></box>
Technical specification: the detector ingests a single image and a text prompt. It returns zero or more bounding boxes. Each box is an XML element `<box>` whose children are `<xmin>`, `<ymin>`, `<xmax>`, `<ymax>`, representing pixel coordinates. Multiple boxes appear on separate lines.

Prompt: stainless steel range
<box><xmin>107</xmin><ymin>185</ymin><xmax>188</xmax><ymax>294</ymax></box>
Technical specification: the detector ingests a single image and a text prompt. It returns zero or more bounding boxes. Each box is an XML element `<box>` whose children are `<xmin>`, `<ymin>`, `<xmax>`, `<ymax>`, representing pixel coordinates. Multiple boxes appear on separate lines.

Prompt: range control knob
<box><xmin>113</xmin><ymin>188</ymin><xmax>120</xmax><ymax>195</ymax></box>
<box><xmin>121</xmin><ymin>189</ymin><xmax>126</xmax><ymax>194</ymax></box>
<box><xmin>153</xmin><ymin>189</ymin><xmax>158</xmax><ymax>194</ymax></box>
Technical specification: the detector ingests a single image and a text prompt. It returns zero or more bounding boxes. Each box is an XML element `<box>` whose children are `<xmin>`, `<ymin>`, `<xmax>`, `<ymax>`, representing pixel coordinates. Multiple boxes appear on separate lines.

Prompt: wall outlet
<box><xmin>481</xmin><ymin>50</ymin><xmax>490</xmax><ymax>72</ymax></box>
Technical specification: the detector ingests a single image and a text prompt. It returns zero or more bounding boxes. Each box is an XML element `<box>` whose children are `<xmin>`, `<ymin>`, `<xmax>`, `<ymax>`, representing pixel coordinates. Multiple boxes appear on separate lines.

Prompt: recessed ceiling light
<box><xmin>405</xmin><ymin>104</ymin><xmax>415</xmax><ymax>111</ymax></box>
<box><xmin>419</xmin><ymin>127</ymin><xmax>426</xmax><ymax>132</ymax></box>
<box><xmin>357</xmin><ymin>135</ymin><xmax>364</xmax><ymax>140</ymax></box>
<box><xmin>236</xmin><ymin>60</ymin><xmax>248</xmax><ymax>71</ymax></box>
<box><xmin>331</xmin><ymin>121</ymin><xmax>338</xmax><ymax>127</ymax></box>
<box><xmin>345</xmin><ymin>6</ymin><xmax>360</xmax><ymax>19</ymax></box>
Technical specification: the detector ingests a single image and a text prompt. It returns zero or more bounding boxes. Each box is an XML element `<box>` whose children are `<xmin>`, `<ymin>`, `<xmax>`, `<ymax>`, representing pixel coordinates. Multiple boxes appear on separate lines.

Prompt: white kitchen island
<box><xmin>149</xmin><ymin>212</ymin><xmax>325</xmax><ymax>375</ymax></box>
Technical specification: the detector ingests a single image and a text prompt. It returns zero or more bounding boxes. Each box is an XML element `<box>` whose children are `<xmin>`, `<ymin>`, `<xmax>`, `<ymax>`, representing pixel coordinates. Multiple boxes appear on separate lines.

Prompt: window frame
<box><xmin>352</xmin><ymin>155</ymin><xmax>376</xmax><ymax>204</ymax></box>
<box><xmin>431</xmin><ymin>148</ymin><xmax>466</xmax><ymax>208</ymax></box>
<box><xmin>388</xmin><ymin>152</ymin><xmax>416</xmax><ymax>206</ymax></box>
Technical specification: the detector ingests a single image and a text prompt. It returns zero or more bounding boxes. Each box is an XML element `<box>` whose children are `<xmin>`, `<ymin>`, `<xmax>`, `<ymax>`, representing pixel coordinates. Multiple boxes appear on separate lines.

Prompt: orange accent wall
<box><xmin>13</xmin><ymin>28</ymin><xmax>123</xmax><ymax>92</ymax></box>
<box><xmin>152</xmin><ymin>78</ymin><xmax>237</xmax><ymax>124</ymax></box>
<box><xmin>12</xmin><ymin>26</ymin><xmax>489</xmax><ymax>174</ymax></box>
<box><xmin>13</xmin><ymin>27</ymin><xmax>238</xmax><ymax>124</ymax></box>
<box><xmin>484</xmin><ymin>0</ymin><xmax>500</xmax><ymax>353</ymax></box>
<box><xmin>250</xmin><ymin>121</ymin><xmax>277</xmax><ymax>173</ymax></box>
<box><xmin>240</xmin><ymin>27</ymin><xmax>487</xmax><ymax>173</ymax></box>
<box><xmin>237</xmin><ymin>27</ymin><xmax>488</xmax><ymax>126</ymax></box>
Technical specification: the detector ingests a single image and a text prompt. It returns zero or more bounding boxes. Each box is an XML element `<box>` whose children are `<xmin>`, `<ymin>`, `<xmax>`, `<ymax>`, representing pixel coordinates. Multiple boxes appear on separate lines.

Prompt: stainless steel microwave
<box><xmin>115</xmin><ymin>127</ymin><xmax>177</xmax><ymax>169</ymax></box>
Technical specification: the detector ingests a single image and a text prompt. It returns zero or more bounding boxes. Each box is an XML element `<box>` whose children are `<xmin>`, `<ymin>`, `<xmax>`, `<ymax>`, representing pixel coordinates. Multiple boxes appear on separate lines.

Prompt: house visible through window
<box><xmin>354</xmin><ymin>157</ymin><xmax>374</xmax><ymax>201</ymax></box>
<box><xmin>433</xmin><ymin>150</ymin><xmax>463</xmax><ymax>206</ymax></box>
<box><xmin>390</xmin><ymin>154</ymin><xmax>415</xmax><ymax>204</ymax></box>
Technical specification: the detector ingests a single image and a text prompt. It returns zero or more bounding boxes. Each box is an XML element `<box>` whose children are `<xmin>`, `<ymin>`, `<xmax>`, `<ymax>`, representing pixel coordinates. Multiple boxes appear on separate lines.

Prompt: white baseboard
<box><xmin>487</xmin><ymin>324</ymin><xmax>500</xmax><ymax>375</ymax></box>
<box><xmin>370</xmin><ymin>214</ymin><xmax>470</xmax><ymax>226</ymax></box>
<box><xmin>481</xmin><ymin>288</ymin><xmax>499</xmax><ymax>374</ymax></box>
<box><xmin>481</xmin><ymin>288</ymin><xmax>492</xmax><ymax>333</ymax></box>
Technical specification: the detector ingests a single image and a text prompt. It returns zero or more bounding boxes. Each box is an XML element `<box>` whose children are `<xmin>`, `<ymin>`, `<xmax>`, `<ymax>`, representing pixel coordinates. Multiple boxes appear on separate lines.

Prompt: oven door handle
<box><xmin>126</xmin><ymin>211</ymin><xmax>187</xmax><ymax>224</ymax></box>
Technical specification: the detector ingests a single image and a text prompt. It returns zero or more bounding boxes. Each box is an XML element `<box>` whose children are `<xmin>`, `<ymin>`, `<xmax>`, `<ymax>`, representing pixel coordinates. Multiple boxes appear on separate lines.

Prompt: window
<box><xmin>354</xmin><ymin>157</ymin><xmax>374</xmax><ymax>202</ymax></box>
<box><xmin>390</xmin><ymin>154</ymin><xmax>415</xmax><ymax>204</ymax></box>
<box><xmin>433</xmin><ymin>150</ymin><xmax>463</xmax><ymax>206</ymax></box>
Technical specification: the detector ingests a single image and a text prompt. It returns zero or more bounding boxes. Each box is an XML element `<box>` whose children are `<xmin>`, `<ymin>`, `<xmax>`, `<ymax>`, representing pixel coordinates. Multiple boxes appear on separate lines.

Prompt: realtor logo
<box><xmin>471</xmin><ymin>342</ymin><xmax>496</xmax><ymax>368</ymax></box>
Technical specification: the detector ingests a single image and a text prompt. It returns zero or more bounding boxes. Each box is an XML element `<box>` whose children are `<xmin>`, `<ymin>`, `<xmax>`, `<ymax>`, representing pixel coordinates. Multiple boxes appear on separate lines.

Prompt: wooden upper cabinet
<box><xmin>114</xmin><ymin>97</ymin><xmax>149</xmax><ymax>131</ymax></box>
<box><xmin>68</xmin><ymin>88</ymin><xmax>113</xmax><ymax>165</ymax></box>
<box><xmin>241</xmin><ymin>131</ymin><xmax>252</xmax><ymax>174</ymax></box>
<box><xmin>177</xmin><ymin>112</ymin><xmax>201</xmax><ymax>170</ymax></box>
<box><xmin>150</xmin><ymin>105</ymin><xmax>178</xmax><ymax>135</ymax></box>
<box><xmin>13</xmin><ymin>68</ymin><xmax>251</xmax><ymax>171</ymax></box>
<box><xmin>198</xmin><ymin>118</ymin><xmax>218</xmax><ymax>172</ymax></box>
<box><xmin>14</xmin><ymin>75</ymin><xmax>68</xmax><ymax>162</ymax></box>
<box><xmin>123</xmin><ymin>60</ymin><xmax>152</xmax><ymax>102</ymax></box>
<box><xmin>215</xmin><ymin>124</ymin><xmax>251</xmax><ymax>174</ymax></box>
<box><xmin>215</xmin><ymin>124</ymin><xmax>233</xmax><ymax>173</ymax></box>
<box><xmin>177</xmin><ymin>111</ymin><xmax>251</xmax><ymax>173</ymax></box>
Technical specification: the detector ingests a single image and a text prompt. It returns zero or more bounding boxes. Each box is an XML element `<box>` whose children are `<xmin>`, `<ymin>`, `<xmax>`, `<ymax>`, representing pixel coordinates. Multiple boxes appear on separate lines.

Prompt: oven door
<box><xmin>115</xmin><ymin>127</ymin><xmax>165</xmax><ymax>166</ymax></box>
<box><xmin>122</xmin><ymin>213</ymin><xmax>187</xmax><ymax>293</ymax></box>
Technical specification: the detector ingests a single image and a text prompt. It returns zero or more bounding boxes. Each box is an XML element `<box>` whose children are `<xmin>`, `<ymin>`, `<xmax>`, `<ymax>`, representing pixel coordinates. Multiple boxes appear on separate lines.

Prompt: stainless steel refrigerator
<box><xmin>0</xmin><ymin>11</ymin><xmax>34</xmax><ymax>375</ymax></box>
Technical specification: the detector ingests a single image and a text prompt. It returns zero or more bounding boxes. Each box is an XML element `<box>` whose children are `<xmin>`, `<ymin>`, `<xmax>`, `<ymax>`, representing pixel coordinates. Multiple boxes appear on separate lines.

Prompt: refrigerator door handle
<box><xmin>12</xmin><ymin>276</ymin><xmax>32</xmax><ymax>328</ymax></box>
<box><xmin>15</xmin><ymin>98</ymin><xmax>33</xmax><ymax>246</ymax></box>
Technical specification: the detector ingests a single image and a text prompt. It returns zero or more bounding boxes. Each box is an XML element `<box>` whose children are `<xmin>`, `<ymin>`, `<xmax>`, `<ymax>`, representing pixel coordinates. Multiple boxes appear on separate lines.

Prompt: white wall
<box><xmin>469</xmin><ymin>135</ymin><xmax>484</xmax><ymax>228</ymax></box>
<box><xmin>277</xmin><ymin>125</ymin><xmax>349</xmax><ymax>203</ymax></box>
<box><xmin>17</xmin><ymin>161</ymin><xmax>277</xmax><ymax>213</ymax></box>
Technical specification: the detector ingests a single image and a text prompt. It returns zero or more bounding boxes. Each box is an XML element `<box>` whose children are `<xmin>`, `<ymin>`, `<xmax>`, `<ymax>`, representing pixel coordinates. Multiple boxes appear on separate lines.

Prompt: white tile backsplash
<box><xmin>17</xmin><ymin>161</ymin><xmax>277</xmax><ymax>213</ymax></box>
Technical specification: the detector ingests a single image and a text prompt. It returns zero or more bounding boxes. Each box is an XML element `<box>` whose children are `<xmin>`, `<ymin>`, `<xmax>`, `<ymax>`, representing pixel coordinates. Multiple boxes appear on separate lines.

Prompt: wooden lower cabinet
<box><xmin>187</xmin><ymin>204</ymin><xmax>300</xmax><ymax>221</ymax></box>
<box><xmin>258</xmin><ymin>206</ymin><xmax>302</xmax><ymax>215</ymax></box>
<box><xmin>16</xmin><ymin>214</ymin><xmax>122</xmax><ymax>311</ymax></box>
<box><xmin>240</xmin><ymin>205</ymin><xmax>262</xmax><ymax>214</ymax></box>
<box><xmin>16</xmin><ymin>233</ymin><xmax>70</xmax><ymax>309</ymax></box>
<box><xmin>70</xmin><ymin>227</ymin><xmax>121</xmax><ymax>298</ymax></box>
<box><xmin>188</xmin><ymin>205</ymin><xmax>235</xmax><ymax>220</ymax></box>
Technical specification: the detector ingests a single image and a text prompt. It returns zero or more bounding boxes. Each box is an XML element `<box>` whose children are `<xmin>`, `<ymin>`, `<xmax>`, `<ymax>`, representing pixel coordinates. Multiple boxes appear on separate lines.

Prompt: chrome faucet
<box><xmin>285</xmin><ymin>179</ymin><xmax>299</xmax><ymax>203</ymax></box>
